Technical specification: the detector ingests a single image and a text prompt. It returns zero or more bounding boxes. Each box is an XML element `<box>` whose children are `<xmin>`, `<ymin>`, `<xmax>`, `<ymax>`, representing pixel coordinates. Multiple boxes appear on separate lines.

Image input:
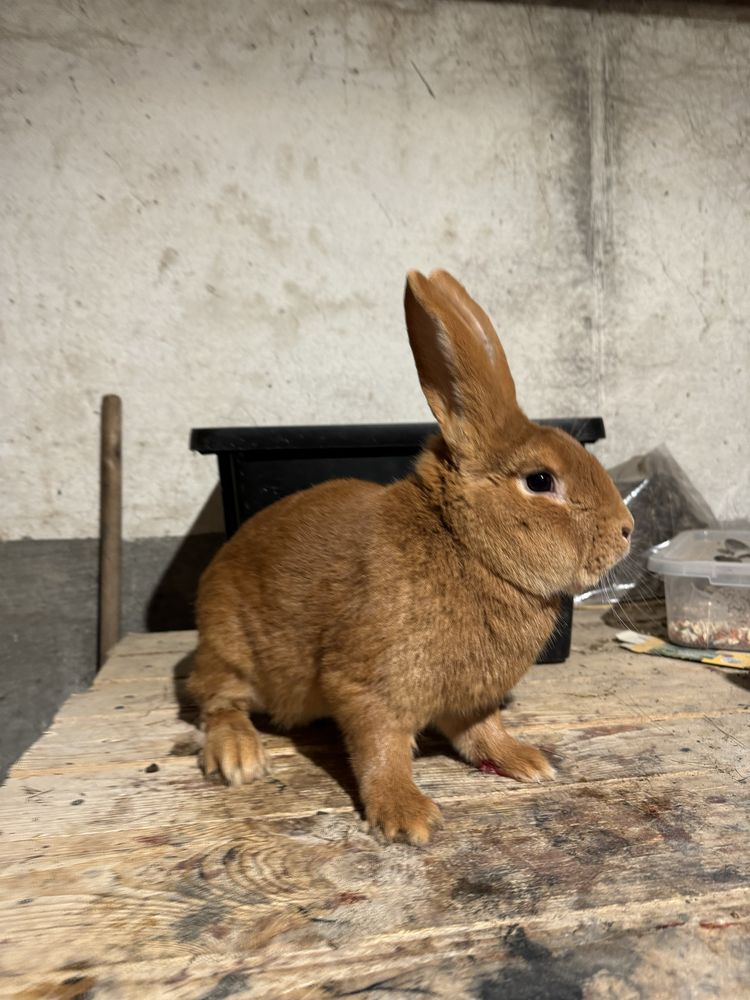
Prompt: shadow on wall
<box><xmin>130</xmin><ymin>486</ymin><xmax>227</xmax><ymax>633</ymax></box>
<box><xmin>144</xmin><ymin>531</ymin><xmax>223</xmax><ymax>630</ymax></box>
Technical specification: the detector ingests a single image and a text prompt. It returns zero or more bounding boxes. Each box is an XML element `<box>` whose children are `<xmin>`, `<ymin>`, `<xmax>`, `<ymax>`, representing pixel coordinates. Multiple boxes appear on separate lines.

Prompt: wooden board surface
<box><xmin>1</xmin><ymin>610</ymin><xmax>748</xmax><ymax>999</ymax></box>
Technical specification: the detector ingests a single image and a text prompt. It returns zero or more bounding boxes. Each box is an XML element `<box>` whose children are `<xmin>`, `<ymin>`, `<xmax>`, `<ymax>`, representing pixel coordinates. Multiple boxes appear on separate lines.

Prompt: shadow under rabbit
<box><xmin>170</xmin><ymin>651</ymin><xmax>362</xmax><ymax>810</ymax></box>
<box><xmin>169</xmin><ymin>652</ymin><xmax>561</xmax><ymax>819</ymax></box>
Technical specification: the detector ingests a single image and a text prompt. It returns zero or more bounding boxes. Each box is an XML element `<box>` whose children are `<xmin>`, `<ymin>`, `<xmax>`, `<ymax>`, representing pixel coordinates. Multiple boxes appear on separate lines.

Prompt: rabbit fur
<box><xmin>188</xmin><ymin>269</ymin><xmax>633</xmax><ymax>844</ymax></box>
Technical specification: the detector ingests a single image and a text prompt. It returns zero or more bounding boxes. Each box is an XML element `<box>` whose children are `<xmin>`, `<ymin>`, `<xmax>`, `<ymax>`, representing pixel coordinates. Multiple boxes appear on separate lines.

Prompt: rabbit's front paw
<box><xmin>366</xmin><ymin>785</ymin><xmax>443</xmax><ymax>845</ymax></box>
<box><xmin>202</xmin><ymin>709</ymin><xmax>269</xmax><ymax>786</ymax></box>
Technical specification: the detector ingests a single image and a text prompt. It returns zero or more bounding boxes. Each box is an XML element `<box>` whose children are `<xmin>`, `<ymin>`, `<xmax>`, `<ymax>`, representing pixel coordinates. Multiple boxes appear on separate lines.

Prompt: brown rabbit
<box><xmin>188</xmin><ymin>269</ymin><xmax>633</xmax><ymax>844</ymax></box>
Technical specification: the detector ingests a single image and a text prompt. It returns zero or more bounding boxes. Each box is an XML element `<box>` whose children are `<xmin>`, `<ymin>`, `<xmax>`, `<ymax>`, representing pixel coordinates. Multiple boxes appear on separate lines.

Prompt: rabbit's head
<box><xmin>406</xmin><ymin>270</ymin><xmax>632</xmax><ymax>598</ymax></box>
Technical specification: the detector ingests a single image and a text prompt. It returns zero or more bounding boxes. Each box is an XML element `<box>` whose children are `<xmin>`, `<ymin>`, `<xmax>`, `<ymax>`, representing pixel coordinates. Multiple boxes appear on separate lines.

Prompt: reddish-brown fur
<box><xmin>188</xmin><ymin>269</ymin><xmax>632</xmax><ymax>844</ymax></box>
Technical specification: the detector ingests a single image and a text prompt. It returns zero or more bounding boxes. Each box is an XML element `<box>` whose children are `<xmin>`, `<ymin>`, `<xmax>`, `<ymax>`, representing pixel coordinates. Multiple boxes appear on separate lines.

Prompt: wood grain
<box><xmin>2</xmin><ymin>610</ymin><xmax>748</xmax><ymax>999</ymax></box>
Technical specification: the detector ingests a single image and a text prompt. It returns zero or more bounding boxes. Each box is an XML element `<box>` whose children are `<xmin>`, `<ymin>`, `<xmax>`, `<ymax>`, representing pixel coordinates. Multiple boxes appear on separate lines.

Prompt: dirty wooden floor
<box><xmin>1</xmin><ymin>610</ymin><xmax>749</xmax><ymax>999</ymax></box>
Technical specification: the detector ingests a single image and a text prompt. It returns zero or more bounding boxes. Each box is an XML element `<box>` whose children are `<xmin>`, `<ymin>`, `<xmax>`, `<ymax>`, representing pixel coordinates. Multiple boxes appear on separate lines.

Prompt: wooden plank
<box><xmin>3</xmin><ymin>769</ymin><xmax>747</xmax><ymax>901</ymax></box>
<box><xmin>93</xmin><ymin>650</ymin><xmax>195</xmax><ymax>685</ymax></box>
<box><xmin>3</xmin><ymin>712</ymin><xmax>748</xmax><ymax>837</ymax></box>
<box><xmin>2</xmin><ymin>611</ymin><xmax>748</xmax><ymax>1000</ymax></box>
<box><xmin>0</xmin><ymin>775</ymin><xmax>747</xmax><ymax>992</ymax></box>
<box><xmin>19</xmin><ymin>711</ymin><xmax>737</xmax><ymax>800</ymax></box>
<box><xmin>107</xmin><ymin>630</ymin><xmax>197</xmax><ymax>658</ymax></box>
<box><xmin>3</xmin><ymin>717</ymin><xmax>748</xmax><ymax>862</ymax></box>
<box><xmin>5</xmin><ymin>898</ymin><xmax>748</xmax><ymax>1000</ymax></box>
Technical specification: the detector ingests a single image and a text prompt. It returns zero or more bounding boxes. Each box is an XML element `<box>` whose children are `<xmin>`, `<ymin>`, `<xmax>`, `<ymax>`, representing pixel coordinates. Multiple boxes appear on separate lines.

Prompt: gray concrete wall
<box><xmin>2</xmin><ymin>1</ymin><xmax>750</xmax><ymax>776</ymax></box>
<box><xmin>2</xmin><ymin>0</ymin><xmax>749</xmax><ymax>545</ymax></box>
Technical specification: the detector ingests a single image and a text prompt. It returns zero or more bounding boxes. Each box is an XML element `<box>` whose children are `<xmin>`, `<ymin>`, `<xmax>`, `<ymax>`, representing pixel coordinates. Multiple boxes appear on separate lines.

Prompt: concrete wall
<box><xmin>2</xmin><ymin>1</ymin><xmax>750</xmax><ymax>776</ymax></box>
<box><xmin>3</xmin><ymin>0</ymin><xmax>749</xmax><ymax>546</ymax></box>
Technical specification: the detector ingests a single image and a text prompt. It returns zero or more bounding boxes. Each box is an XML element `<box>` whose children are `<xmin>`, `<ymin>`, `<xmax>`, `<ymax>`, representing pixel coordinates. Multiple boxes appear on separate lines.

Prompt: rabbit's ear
<box><xmin>404</xmin><ymin>269</ymin><xmax>520</xmax><ymax>452</ymax></box>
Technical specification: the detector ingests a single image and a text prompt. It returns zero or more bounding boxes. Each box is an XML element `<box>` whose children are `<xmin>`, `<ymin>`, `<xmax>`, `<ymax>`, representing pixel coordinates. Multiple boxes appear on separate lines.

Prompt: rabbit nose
<box><xmin>621</xmin><ymin>525</ymin><xmax>632</xmax><ymax>540</ymax></box>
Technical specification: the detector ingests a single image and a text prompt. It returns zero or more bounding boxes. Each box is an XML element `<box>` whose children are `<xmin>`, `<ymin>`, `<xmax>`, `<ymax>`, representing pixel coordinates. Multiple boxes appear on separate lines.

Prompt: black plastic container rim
<box><xmin>191</xmin><ymin>418</ymin><xmax>605</xmax><ymax>455</ymax></box>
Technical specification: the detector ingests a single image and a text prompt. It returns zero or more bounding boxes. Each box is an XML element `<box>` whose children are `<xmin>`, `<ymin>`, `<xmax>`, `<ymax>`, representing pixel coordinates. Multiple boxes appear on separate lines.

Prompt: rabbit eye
<box><xmin>525</xmin><ymin>471</ymin><xmax>555</xmax><ymax>493</ymax></box>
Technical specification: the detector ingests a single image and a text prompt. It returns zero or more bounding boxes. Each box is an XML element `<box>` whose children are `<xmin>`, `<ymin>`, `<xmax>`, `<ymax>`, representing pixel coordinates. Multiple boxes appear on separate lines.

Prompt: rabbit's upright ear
<box><xmin>404</xmin><ymin>269</ymin><xmax>521</xmax><ymax>455</ymax></box>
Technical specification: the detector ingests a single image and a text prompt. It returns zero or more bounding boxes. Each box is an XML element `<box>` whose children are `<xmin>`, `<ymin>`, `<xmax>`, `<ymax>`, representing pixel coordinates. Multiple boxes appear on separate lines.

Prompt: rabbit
<box><xmin>188</xmin><ymin>269</ymin><xmax>633</xmax><ymax>844</ymax></box>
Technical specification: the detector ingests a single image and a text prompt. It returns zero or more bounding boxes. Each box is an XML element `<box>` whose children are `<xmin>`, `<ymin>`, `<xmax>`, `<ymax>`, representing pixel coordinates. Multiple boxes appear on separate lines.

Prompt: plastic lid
<box><xmin>648</xmin><ymin>529</ymin><xmax>750</xmax><ymax>587</ymax></box>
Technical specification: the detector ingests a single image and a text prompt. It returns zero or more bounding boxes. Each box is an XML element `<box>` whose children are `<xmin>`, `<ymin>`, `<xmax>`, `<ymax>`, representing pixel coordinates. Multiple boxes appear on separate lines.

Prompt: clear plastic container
<box><xmin>648</xmin><ymin>529</ymin><xmax>750</xmax><ymax>651</ymax></box>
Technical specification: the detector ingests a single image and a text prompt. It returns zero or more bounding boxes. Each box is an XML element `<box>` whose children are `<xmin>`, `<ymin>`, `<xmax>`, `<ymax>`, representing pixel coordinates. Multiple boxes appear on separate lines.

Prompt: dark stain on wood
<box><xmin>173</xmin><ymin>900</ymin><xmax>230</xmax><ymax>943</ymax></box>
<box><xmin>478</xmin><ymin>924</ymin><xmax>586</xmax><ymax>1000</ymax></box>
<box><xmin>575</xmin><ymin>784</ymin><xmax>609</xmax><ymax>800</ymax></box>
<box><xmin>196</xmin><ymin>971</ymin><xmax>250</xmax><ymax>1000</ymax></box>
<box><xmin>638</xmin><ymin>793</ymin><xmax>692</xmax><ymax>844</ymax></box>
<box><xmin>583</xmin><ymin>827</ymin><xmax>631</xmax><ymax>856</ymax></box>
<box><xmin>476</xmin><ymin>924</ymin><xmax>641</xmax><ymax>1000</ymax></box>
<box><xmin>169</xmin><ymin>734</ymin><xmax>202</xmax><ymax>757</ymax></box>
<box><xmin>710</xmin><ymin>865</ymin><xmax>741</xmax><ymax>883</ymax></box>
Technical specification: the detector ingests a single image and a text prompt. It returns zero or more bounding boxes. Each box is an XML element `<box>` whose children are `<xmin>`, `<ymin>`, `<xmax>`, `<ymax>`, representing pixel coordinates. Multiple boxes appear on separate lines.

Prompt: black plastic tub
<box><xmin>191</xmin><ymin>418</ymin><xmax>605</xmax><ymax>664</ymax></box>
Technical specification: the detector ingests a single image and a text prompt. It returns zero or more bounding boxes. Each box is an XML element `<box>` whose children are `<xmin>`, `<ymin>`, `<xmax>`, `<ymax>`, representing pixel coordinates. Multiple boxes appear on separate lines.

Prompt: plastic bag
<box><xmin>575</xmin><ymin>445</ymin><xmax>716</xmax><ymax>606</ymax></box>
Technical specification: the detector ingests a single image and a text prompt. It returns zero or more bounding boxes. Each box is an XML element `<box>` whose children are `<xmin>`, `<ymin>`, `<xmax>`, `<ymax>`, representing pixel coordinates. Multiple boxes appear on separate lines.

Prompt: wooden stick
<box><xmin>99</xmin><ymin>394</ymin><xmax>122</xmax><ymax>667</ymax></box>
